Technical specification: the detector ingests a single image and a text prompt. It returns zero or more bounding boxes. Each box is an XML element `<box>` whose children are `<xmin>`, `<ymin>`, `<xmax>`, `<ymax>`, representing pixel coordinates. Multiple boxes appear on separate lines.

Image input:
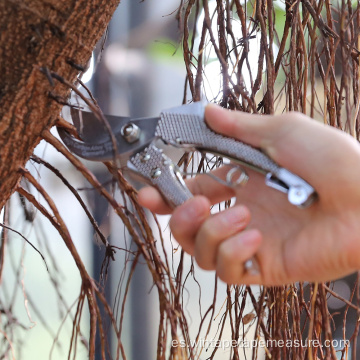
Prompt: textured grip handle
<box><xmin>157</xmin><ymin>103</ymin><xmax>316</xmax><ymax>208</ymax></box>
<box><xmin>129</xmin><ymin>145</ymin><xmax>193</xmax><ymax>208</ymax></box>
<box><xmin>156</xmin><ymin>111</ymin><xmax>282</xmax><ymax>176</ymax></box>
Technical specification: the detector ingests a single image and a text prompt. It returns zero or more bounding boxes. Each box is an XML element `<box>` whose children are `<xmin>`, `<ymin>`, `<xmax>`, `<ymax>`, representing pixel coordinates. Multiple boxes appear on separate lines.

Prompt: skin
<box><xmin>138</xmin><ymin>104</ymin><xmax>360</xmax><ymax>286</ymax></box>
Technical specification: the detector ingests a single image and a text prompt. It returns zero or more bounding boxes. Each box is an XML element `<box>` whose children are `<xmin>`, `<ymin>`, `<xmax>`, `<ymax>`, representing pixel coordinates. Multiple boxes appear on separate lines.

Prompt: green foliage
<box><xmin>147</xmin><ymin>38</ymin><xmax>183</xmax><ymax>63</ymax></box>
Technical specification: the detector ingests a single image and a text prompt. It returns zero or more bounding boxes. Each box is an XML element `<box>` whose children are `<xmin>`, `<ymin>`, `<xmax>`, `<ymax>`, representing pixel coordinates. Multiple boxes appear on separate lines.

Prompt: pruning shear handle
<box><xmin>126</xmin><ymin>103</ymin><xmax>316</xmax><ymax>209</ymax></box>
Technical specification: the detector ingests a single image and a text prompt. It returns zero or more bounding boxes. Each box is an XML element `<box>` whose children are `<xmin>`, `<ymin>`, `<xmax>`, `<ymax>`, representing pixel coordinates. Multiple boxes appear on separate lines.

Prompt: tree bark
<box><xmin>0</xmin><ymin>0</ymin><xmax>120</xmax><ymax>209</ymax></box>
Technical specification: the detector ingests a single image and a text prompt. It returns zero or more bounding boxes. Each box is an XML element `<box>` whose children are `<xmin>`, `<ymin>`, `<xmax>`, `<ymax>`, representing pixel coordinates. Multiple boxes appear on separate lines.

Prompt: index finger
<box><xmin>137</xmin><ymin>166</ymin><xmax>236</xmax><ymax>214</ymax></box>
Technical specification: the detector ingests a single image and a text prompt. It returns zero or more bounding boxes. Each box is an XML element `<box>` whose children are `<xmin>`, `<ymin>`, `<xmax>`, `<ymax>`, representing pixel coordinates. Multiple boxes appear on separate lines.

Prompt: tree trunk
<box><xmin>0</xmin><ymin>0</ymin><xmax>120</xmax><ymax>209</ymax></box>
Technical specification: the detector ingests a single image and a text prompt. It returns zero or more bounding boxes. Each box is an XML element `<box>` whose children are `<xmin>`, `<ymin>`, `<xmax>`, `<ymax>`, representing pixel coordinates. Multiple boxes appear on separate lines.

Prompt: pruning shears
<box><xmin>57</xmin><ymin>102</ymin><xmax>317</xmax><ymax>209</ymax></box>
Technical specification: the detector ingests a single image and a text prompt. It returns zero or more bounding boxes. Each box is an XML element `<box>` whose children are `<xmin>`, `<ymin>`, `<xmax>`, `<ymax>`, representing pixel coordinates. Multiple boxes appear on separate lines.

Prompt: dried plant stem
<box><xmin>30</xmin><ymin>155</ymin><xmax>108</xmax><ymax>247</ymax></box>
<box><xmin>308</xmin><ymin>282</ymin><xmax>319</xmax><ymax>360</ymax></box>
<box><xmin>16</xmin><ymin>169</ymin><xmax>124</xmax><ymax>359</ymax></box>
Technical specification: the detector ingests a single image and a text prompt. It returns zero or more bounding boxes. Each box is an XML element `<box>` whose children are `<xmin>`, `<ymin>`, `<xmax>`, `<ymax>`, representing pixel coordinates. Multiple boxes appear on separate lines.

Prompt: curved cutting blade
<box><xmin>58</xmin><ymin>109</ymin><xmax>160</xmax><ymax>161</ymax></box>
<box><xmin>70</xmin><ymin>108</ymin><xmax>131</xmax><ymax>144</ymax></box>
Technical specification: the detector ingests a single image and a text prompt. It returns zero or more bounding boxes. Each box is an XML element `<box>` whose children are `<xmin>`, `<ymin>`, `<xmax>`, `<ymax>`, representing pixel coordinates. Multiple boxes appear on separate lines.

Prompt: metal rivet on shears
<box><xmin>161</xmin><ymin>154</ymin><xmax>172</xmax><ymax>166</ymax></box>
<box><xmin>121</xmin><ymin>122</ymin><xmax>140</xmax><ymax>143</ymax></box>
<box><xmin>288</xmin><ymin>186</ymin><xmax>308</xmax><ymax>206</ymax></box>
<box><xmin>151</xmin><ymin>168</ymin><xmax>162</xmax><ymax>179</ymax></box>
<box><xmin>141</xmin><ymin>153</ymin><xmax>151</xmax><ymax>163</ymax></box>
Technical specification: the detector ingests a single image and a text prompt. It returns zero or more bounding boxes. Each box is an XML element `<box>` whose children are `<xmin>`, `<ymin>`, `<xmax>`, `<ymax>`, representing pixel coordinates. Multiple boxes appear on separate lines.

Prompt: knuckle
<box><xmin>199</xmin><ymin>219</ymin><xmax>219</xmax><ymax>245</ymax></box>
<box><xmin>194</xmin><ymin>236</ymin><xmax>216</xmax><ymax>271</ymax></box>
<box><xmin>216</xmin><ymin>245</ymin><xmax>241</xmax><ymax>283</ymax></box>
<box><xmin>216</xmin><ymin>265</ymin><xmax>242</xmax><ymax>285</ymax></box>
<box><xmin>169</xmin><ymin>216</ymin><xmax>186</xmax><ymax>242</ymax></box>
<box><xmin>286</xmin><ymin>110</ymin><xmax>300</xmax><ymax>119</ymax></box>
<box><xmin>283</xmin><ymin>111</ymin><xmax>308</xmax><ymax>123</ymax></box>
<box><xmin>285</xmin><ymin>110</ymin><xmax>299</xmax><ymax>120</ymax></box>
<box><xmin>219</xmin><ymin>242</ymin><xmax>238</xmax><ymax>262</ymax></box>
<box><xmin>196</xmin><ymin>257</ymin><xmax>214</xmax><ymax>271</ymax></box>
<box><xmin>217</xmin><ymin>271</ymin><xmax>233</xmax><ymax>284</ymax></box>
<box><xmin>194</xmin><ymin>245</ymin><xmax>215</xmax><ymax>270</ymax></box>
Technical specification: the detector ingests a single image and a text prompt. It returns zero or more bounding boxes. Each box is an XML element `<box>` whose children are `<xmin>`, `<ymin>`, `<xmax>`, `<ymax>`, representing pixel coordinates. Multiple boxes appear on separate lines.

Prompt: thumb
<box><xmin>204</xmin><ymin>104</ymin><xmax>360</xmax><ymax>194</ymax></box>
<box><xmin>205</xmin><ymin>104</ymin><xmax>288</xmax><ymax>152</ymax></box>
<box><xmin>204</xmin><ymin>103</ymin><xmax>313</xmax><ymax>180</ymax></box>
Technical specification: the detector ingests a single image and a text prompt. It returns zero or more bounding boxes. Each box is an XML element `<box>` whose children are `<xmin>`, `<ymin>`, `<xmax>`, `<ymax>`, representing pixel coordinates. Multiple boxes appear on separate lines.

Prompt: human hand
<box><xmin>138</xmin><ymin>104</ymin><xmax>360</xmax><ymax>285</ymax></box>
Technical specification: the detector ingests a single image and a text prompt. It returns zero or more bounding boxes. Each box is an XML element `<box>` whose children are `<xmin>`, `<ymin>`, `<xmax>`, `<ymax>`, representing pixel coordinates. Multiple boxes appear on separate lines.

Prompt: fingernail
<box><xmin>205</xmin><ymin>103</ymin><xmax>228</xmax><ymax>119</ymax></box>
<box><xmin>205</xmin><ymin>103</ymin><xmax>220</xmax><ymax>110</ymax></box>
<box><xmin>221</xmin><ymin>206</ymin><xmax>250</xmax><ymax>228</ymax></box>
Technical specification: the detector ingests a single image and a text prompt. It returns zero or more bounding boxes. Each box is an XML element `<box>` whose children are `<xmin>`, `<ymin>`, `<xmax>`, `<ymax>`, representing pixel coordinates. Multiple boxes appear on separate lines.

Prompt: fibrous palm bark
<box><xmin>0</xmin><ymin>0</ymin><xmax>120</xmax><ymax>208</ymax></box>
